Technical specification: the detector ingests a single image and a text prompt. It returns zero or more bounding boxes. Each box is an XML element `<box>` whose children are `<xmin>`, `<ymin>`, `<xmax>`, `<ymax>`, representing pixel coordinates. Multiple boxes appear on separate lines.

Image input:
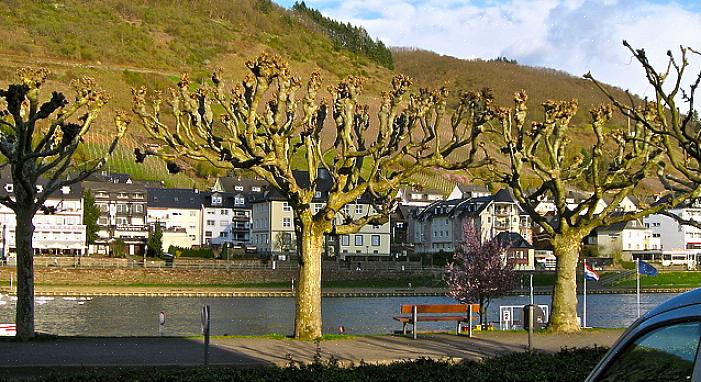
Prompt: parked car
<box><xmin>585</xmin><ymin>288</ymin><xmax>701</xmax><ymax>381</ymax></box>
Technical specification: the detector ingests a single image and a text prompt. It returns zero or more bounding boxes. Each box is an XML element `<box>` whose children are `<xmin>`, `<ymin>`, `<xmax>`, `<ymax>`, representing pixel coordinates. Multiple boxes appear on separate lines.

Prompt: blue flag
<box><xmin>638</xmin><ymin>260</ymin><xmax>658</xmax><ymax>277</ymax></box>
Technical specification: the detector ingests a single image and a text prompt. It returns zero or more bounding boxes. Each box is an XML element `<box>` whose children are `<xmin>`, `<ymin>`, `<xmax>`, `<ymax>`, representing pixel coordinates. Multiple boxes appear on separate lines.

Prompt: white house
<box><xmin>146</xmin><ymin>188</ymin><xmax>203</xmax><ymax>248</ymax></box>
<box><xmin>251</xmin><ymin>170</ymin><xmax>391</xmax><ymax>259</ymax></box>
<box><xmin>447</xmin><ymin>183</ymin><xmax>490</xmax><ymax>200</ymax></box>
<box><xmin>0</xmin><ymin>178</ymin><xmax>86</xmax><ymax>259</ymax></box>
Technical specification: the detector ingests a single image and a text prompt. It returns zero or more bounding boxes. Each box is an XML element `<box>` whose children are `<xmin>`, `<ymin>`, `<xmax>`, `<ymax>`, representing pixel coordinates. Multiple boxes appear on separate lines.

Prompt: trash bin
<box><xmin>522</xmin><ymin>304</ymin><xmax>546</xmax><ymax>330</ymax></box>
<box><xmin>162</xmin><ymin>253</ymin><xmax>174</xmax><ymax>268</ymax></box>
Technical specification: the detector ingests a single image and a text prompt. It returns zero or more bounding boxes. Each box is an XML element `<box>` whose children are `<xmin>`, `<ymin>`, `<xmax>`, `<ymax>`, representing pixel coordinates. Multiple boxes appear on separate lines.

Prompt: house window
<box><xmin>133</xmin><ymin>193</ymin><xmax>144</xmax><ymax>199</ymax></box>
<box><xmin>341</xmin><ymin>235</ymin><xmax>350</xmax><ymax>246</ymax></box>
<box><xmin>372</xmin><ymin>235</ymin><xmax>380</xmax><ymax>246</ymax></box>
<box><xmin>355</xmin><ymin>235</ymin><xmax>363</xmax><ymax>246</ymax></box>
<box><xmin>219</xmin><ymin>232</ymin><xmax>228</xmax><ymax>238</ymax></box>
<box><xmin>314</xmin><ymin>191</ymin><xmax>322</xmax><ymax>198</ymax></box>
<box><xmin>190</xmin><ymin>211</ymin><xmax>197</xmax><ymax>216</ymax></box>
<box><xmin>96</xmin><ymin>191</ymin><xmax>109</xmax><ymax>198</ymax></box>
<box><xmin>314</xmin><ymin>204</ymin><xmax>322</xmax><ymax>213</ymax></box>
<box><xmin>234</xmin><ymin>196</ymin><xmax>244</xmax><ymax>205</ymax></box>
<box><xmin>205</xmin><ymin>231</ymin><xmax>212</xmax><ymax>237</ymax></box>
<box><xmin>283</xmin><ymin>217</ymin><xmax>291</xmax><ymax>228</ymax></box>
<box><xmin>207</xmin><ymin>220</ymin><xmax>215</xmax><ymax>226</ymax></box>
<box><xmin>252</xmin><ymin>186</ymin><xmax>261</xmax><ymax>192</ymax></box>
<box><xmin>283</xmin><ymin>202</ymin><xmax>291</xmax><ymax>212</ymax></box>
<box><xmin>4</xmin><ymin>184</ymin><xmax>12</xmax><ymax>193</ymax></box>
<box><xmin>117</xmin><ymin>192</ymin><xmax>128</xmax><ymax>199</ymax></box>
<box><xmin>116</xmin><ymin>204</ymin><xmax>130</xmax><ymax>214</ymax></box>
<box><xmin>116</xmin><ymin>217</ymin><xmax>128</xmax><ymax>225</ymax></box>
<box><xmin>221</xmin><ymin>209</ymin><xmax>229</xmax><ymax>215</ymax></box>
<box><xmin>134</xmin><ymin>204</ymin><xmax>144</xmax><ymax>213</ymax></box>
<box><xmin>207</xmin><ymin>210</ymin><xmax>215</xmax><ymax>215</ymax></box>
<box><xmin>97</xmin><ymin>203</ymin><xmax>109</xmax><ymax>212</ymax></box>
<box><xmin>98</xmin><ymin>217</ymin><xmax>108</xmax><ymax>225</ymax></box>
<box><xmin>212</xmin><ymin>195</ymin><xmax>222</xmax><ymax>204</ymax></box>
<box><xmin>234</xmin><ymin>185</ymin><xmax>244</xmax><ymax>191</ymax></box>
<box><xmin>355</xmin><ymin>205</ymin><xmax>363</xmax><ymax>214</ymax></box>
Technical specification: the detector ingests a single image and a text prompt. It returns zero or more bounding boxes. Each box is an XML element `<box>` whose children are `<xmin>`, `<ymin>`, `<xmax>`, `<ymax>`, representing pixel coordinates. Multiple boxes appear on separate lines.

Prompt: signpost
<box><xmin>201</xmin><ymin>305</ymin><xmax>210</xmax><ymax>365</ymax></box>
<box><xmin>158</xmin><ymin>311</ymin><xmax>166</xmax><ymax>336</ymax></box>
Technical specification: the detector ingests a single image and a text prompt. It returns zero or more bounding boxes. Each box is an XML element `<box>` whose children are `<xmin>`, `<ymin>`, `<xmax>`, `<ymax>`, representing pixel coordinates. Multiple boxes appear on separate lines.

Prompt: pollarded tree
<box><xmin>444</xmin><ymin>224</ymin><xmax>516</xmax><ymax>327</ymax></box>
<box><xmin>0</xmin><ymin>68</ymin><xmax>127</xmax><ymax>340</ymax></box>
<box><xmin>491</xmin><ymin>91</ymin><xmax>695</xmax><ymax>333</ymax></box>
<box><xmin>132</xmin><ymin>54</ymin><xmax>493</xmax><ymax>340</ymax></box>
<box><xmin>587</xmin><ymin>43</ymin><xmax>701</xmax><ymax>228</ymax></box>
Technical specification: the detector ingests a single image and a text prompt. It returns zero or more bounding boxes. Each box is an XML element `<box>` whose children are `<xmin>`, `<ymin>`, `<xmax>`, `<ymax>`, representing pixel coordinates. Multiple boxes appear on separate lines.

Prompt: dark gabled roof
<box><xmin>202</xmin><ymin>191</ymin><xmax>255</xmax><ymax>209</ymax></box>
<box><xmin>414</xmin><ymin>199</ymin><xmax>460</xmax><ymax>220</ymax></box>
<box><xmin>147</xmin><ymin>188</ymin><xmax>203</xmax><ymax>209</ymax></box>
<box><xmin>84</xmin><ymin>171</ymin><xmax>132</xmax><ymax>184</ymax></box>
<box><xmin>83</xmin><ymin>180</ymin><xmax>147</xmax><ymax>193</ymax></box>
<box><xmin>394</xmin><ymin>205</ymin><xmax>420</xmax><ymax>220</ymax></box>
<box><xmin>251</xmin><ymin>169</ymin><xmax>376</xmax><ymax>204</ymax></box>
<box><xmin>451</xmin><ymin>196</ymin><xmax>492</xmax><ymax>218</ymax></box>
<box><xmin>493</xmin><ymin>188</ymin><xmax>517</xmax><ymax>203</ymax></box>
<box><xmin>215</xmin><ymin>176</ymin><xmax>268</xmax><ymax>193</ymax></box>
<box><xmin>0</xmin><ymin>168</ymin><xmax>83</xmax><ymax>200</ymax></box>
<box><xmin>495</xmin><ymin>232</ymin><xmax>533</xmax><ymax>249</ymax></box>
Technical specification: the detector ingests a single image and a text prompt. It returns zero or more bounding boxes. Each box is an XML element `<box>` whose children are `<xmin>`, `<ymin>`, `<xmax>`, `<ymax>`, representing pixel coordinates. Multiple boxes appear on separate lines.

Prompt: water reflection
<box><xmin>0</xmin><ymin>293</ymin><xmax>678</xmax><ymax>336</ymax></box>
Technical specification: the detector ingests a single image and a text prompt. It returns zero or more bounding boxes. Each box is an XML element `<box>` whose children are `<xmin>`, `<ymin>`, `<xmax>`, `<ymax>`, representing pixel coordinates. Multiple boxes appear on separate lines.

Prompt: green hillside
<box><xmin>0</xmin><ymin>1</ymin><xmax>641</xmax><ymax>192</ymax></box>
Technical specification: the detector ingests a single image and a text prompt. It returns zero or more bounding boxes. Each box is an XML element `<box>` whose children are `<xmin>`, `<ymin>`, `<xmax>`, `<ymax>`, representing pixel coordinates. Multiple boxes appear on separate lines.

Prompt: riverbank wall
<box><xmin>0</xmin><ymin>266</ymin><xmax>441</xmax><ymax>286</ymax></box>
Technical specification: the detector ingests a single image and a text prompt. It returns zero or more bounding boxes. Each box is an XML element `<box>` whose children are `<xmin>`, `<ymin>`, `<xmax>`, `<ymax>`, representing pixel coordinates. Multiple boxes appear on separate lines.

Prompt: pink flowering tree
<box><xmin>444</xmin><ymin>224</ymin><xmax>517</xmax><ymax>327</ymax></box>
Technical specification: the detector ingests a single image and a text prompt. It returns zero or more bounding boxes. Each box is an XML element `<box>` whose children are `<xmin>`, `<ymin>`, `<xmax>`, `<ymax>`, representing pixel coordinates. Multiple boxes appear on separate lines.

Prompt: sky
<box><xmin>273</xmin><ymin>0</ymin><xmax>701</xmax><ymax>99</ymax></box>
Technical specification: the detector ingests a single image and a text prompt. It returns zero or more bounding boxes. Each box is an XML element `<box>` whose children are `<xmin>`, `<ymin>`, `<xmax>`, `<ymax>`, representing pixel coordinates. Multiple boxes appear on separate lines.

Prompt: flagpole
<box><xmin>583</xmin><ymin>260</ymin><xmax>587</xmax><ymax>329</ymax></box>
<box><xmin>636</xmin><ymin>258</ymin><xmax>640</xmax><ymax>318</ymax></box>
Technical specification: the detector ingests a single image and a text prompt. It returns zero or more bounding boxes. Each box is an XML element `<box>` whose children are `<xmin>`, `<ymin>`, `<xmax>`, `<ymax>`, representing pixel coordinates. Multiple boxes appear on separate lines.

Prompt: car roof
<box><xmin>644</xmin><ymin>288</ymin><xmax>701</xmax><ymax>319</ymax></box>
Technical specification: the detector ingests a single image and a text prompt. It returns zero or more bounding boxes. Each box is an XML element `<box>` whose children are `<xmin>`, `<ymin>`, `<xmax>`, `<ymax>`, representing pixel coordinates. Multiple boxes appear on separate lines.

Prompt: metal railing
<box><xmin>2</xmin><ymin>256</ymin><xmax>442</xmax><ymax>272</ymax></box>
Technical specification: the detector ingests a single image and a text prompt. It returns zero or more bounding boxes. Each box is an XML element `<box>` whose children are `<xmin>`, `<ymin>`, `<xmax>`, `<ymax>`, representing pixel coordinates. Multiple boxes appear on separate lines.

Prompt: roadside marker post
<box><xmin>158</xmin><ymin>311</ymin><xmax>166</xmax><ymax>336</ymax></box>
<box><xmin>201</xmin><ymin>305</ymin><xmax>211</xmax><ymax>365</ymax></box>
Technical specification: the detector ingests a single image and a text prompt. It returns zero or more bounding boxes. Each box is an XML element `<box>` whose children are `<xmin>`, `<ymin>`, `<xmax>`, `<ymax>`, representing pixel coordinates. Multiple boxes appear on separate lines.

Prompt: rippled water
<box><xmin>0</xmin><ymin>293</ymin><xmax>678</xmax><ymax>336</ymax></box>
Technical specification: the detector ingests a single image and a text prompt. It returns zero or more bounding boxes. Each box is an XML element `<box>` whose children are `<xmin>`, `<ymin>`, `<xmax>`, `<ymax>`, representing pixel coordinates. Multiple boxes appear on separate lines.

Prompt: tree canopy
<box><xmin>444</xmin><ymin>224</ymin><xmax>516</xmax><ymax>326</ymax></box>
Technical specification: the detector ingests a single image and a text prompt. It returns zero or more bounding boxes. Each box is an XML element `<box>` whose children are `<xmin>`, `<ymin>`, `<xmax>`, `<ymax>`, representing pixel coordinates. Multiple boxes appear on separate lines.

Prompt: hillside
<box><xmin>0</xmin><ymin>1</ymin><xmax>646</xmax><ymax>193</ymax></box>
<box><xmin>0</xmin><ymin>0</ymin><xmax>394</xmax><ymax>188</ymax></box>
<box><xmin>392</xmin><ymin>48</ymin><xmax>633</xmax><ymax>127</ymax></box>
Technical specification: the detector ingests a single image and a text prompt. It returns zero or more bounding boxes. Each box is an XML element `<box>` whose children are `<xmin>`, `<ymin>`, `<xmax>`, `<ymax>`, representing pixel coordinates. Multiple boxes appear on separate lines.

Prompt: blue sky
<box><xmin>273</xmin><ymin>0</ymin><xmax>701</xmax><ymax>98</ymax></box>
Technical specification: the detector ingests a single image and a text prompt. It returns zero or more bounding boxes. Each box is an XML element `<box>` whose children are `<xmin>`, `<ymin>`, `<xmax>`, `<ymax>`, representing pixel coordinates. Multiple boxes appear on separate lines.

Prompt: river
<box><xmin>0</xmin><ymin>293</ymin><xmax>677</xmax><ymax>336</ymax></box>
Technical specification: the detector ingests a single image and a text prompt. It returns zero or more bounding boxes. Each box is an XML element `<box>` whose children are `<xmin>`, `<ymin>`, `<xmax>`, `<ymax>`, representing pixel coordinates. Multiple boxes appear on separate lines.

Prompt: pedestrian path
<box><xmin>0</xmin><ymin>330</ymin><xmax>623</xmax><ymax>379</ymax></box>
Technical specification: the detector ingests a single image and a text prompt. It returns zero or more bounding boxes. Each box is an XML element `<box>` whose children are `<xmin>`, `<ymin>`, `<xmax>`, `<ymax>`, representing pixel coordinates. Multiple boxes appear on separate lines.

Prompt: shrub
<box><xmin>31</xmin><ymin>347</ymin><xmax>609</xmax><ymax>381</ymax></box>
<box><xmin>168</xmin><ymin>245</ymin><xmax>214</xmax><ymax>259</ymax></box>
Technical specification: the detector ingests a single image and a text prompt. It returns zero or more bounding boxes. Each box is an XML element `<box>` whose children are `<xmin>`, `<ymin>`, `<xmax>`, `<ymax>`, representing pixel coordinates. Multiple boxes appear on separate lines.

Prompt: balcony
<box><xmin>115</xmin><ymin>225</ymin><xmax>148</xmax><ymax>232</ymax></box>
<box><xmin>494</xmin><ymin>207</ymin><xmax>512</xmax><ymax>216</ymax></box>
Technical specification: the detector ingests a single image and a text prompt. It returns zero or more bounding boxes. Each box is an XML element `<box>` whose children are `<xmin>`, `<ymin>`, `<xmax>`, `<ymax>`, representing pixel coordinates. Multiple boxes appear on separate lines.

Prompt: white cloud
<box><xmin>287</xmin><ymin>0</ymin><xmax>701</xmax><ymax>99</ymax></box>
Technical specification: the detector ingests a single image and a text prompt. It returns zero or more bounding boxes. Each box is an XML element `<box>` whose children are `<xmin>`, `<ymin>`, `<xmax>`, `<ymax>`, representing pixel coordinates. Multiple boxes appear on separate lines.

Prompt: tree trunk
<box><xmin>549</xmin><ymin>235</ymin><xmax>582</xmax><ymax>333</ymax></box>
<box><xmin>15</xmin><ymin>209</ymin><xmax>36</xmax><ymax>340</ymax></box>
<box><xmin>294</xmin><ymin>223</ymin><xmax>324</xmax><ymax>340</ymax></box>
<box><xmin>479</xmin><ymin>297</ymin><xmax>487</xmax><ymax>328</ymax></box>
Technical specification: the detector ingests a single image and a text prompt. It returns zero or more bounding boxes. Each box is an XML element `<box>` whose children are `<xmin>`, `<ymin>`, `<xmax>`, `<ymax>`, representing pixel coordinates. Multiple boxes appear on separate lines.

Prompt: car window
<box><xmin>597</xmin><ymin>321</ymin><xmax>701</xmax><ymax>382</ymax></box>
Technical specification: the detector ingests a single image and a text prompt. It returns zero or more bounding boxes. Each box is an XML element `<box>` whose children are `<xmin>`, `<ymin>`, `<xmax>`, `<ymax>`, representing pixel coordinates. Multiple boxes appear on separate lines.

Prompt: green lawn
<box><xmin>614</xmin><ymin>271</ymin><xmax>701</xmax><ymax>288</ymax></box>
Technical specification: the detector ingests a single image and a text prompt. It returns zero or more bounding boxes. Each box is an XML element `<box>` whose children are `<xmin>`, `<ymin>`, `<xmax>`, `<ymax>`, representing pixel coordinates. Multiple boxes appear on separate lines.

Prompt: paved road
<box><xmin>0</xmin><ymin>330</ymin><xmax>623</xmax><ymax>379</ymax></box>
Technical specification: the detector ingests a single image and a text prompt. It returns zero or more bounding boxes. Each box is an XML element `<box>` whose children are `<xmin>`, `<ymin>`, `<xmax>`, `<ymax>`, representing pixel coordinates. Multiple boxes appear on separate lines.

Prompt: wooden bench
<box><xmin>393</xmin><ymin>304</ymin><xmax>480</xmax><ymax>339</ymax></box>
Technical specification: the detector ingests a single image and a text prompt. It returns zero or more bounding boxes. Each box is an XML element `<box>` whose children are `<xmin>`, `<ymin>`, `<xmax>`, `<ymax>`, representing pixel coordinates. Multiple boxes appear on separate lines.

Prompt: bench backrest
<box><xmin>400</xmin><ymin>304</ymin><xmax>479</xmax><ymax>314</ymax></box>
